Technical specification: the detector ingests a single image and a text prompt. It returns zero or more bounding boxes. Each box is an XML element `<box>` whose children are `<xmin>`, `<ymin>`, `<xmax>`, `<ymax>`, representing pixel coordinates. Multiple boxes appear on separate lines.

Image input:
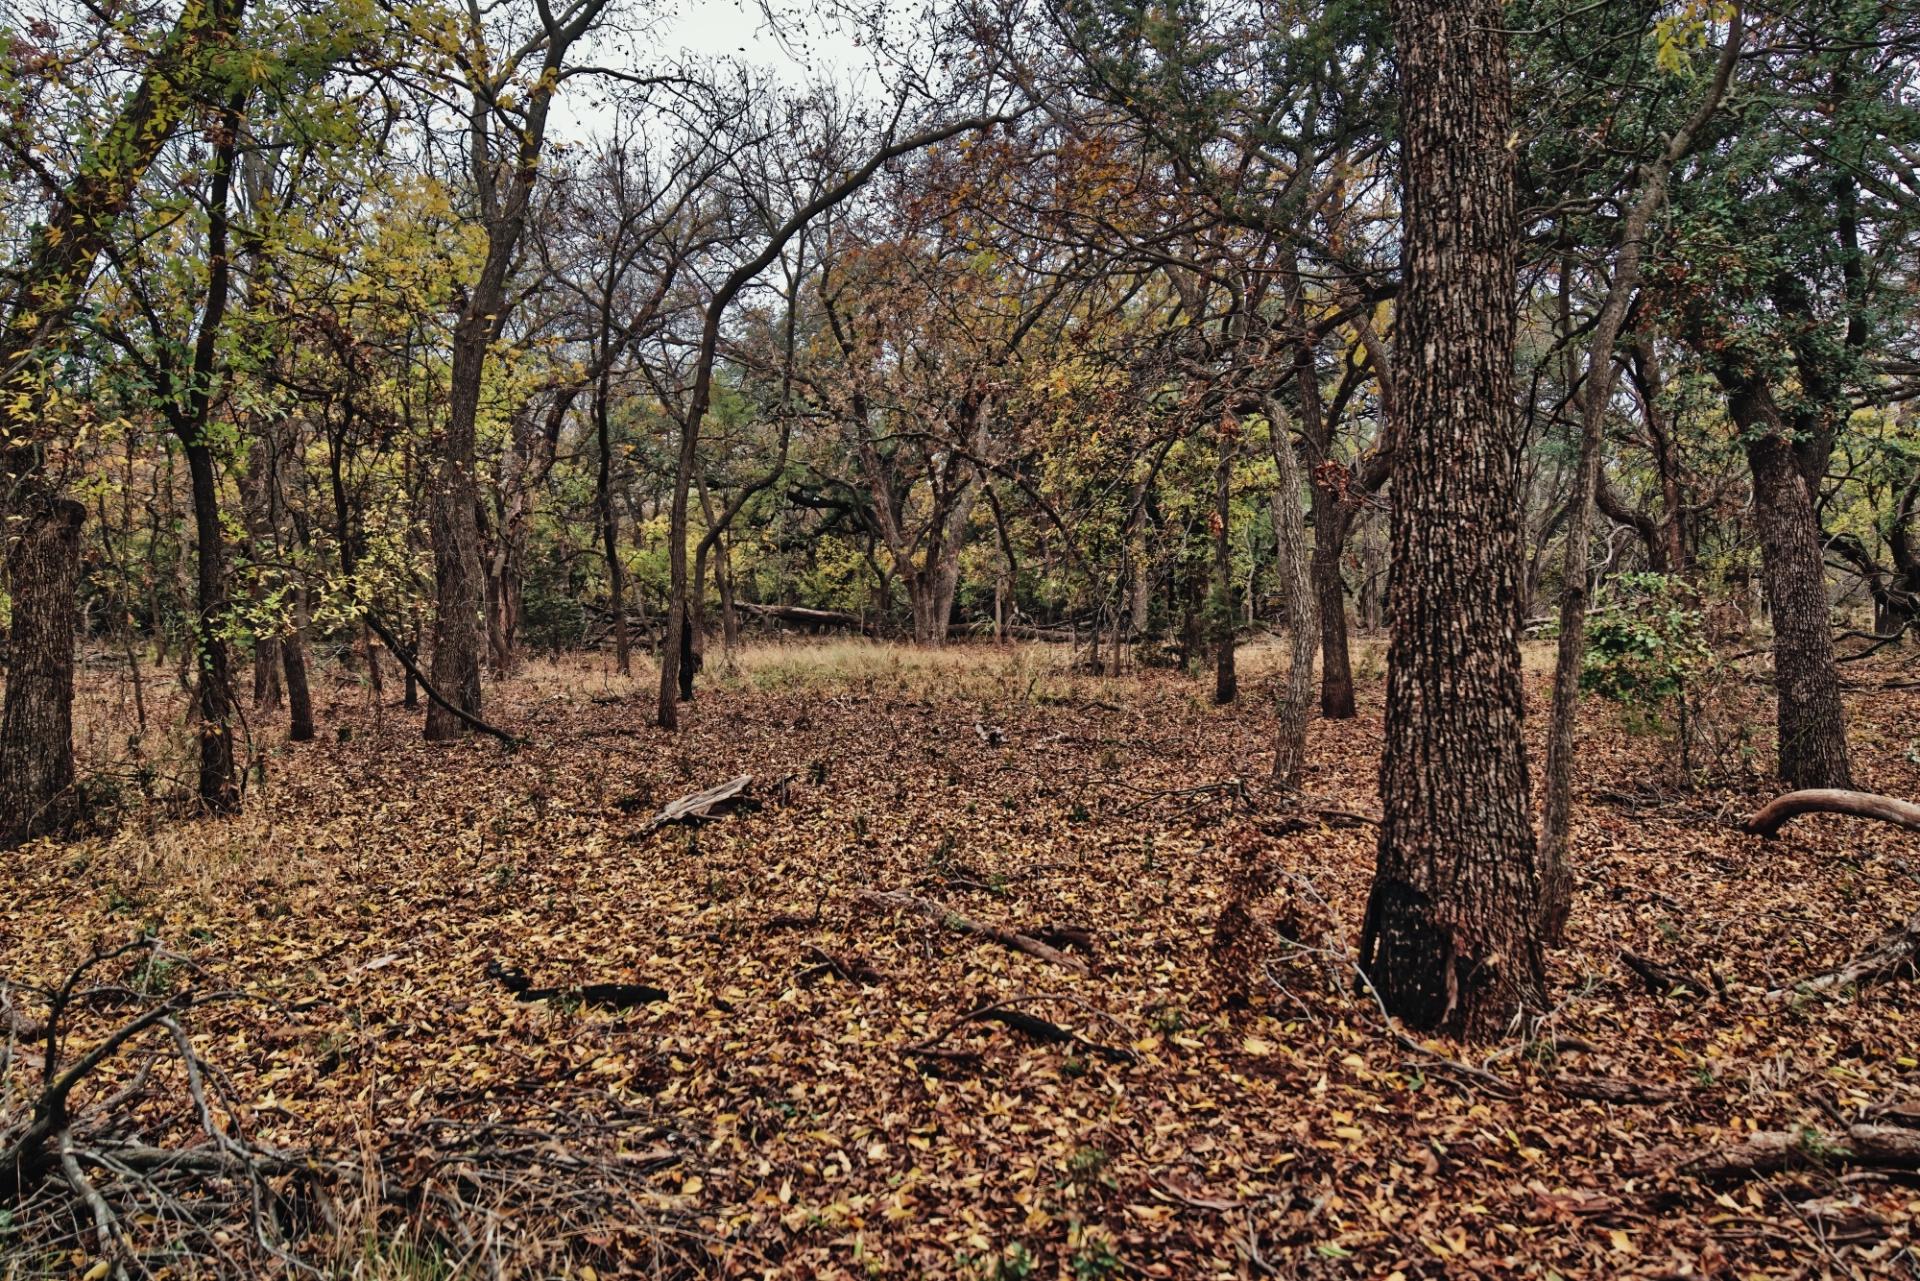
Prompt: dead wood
<box><xmin>796</xmin><ymin>946</ymin><xmax>887</xmax><ymax>987</ymax></box>
<box><xmin>1866</xmin><ymin>1099</ymin><xmax>1920</xmax><ymax>1128</ymax></box>
<box><xmin>485</xmin><ymin>960</ymin><xmax>667</xmax><ymax>1009</ymax></box>
<box><xmin>1767</xmin><ymin>909</ymin><xmax>1920</xmax><ymax>1001</ymax></box>
<box><xmin>636</xmin><ymin>773</ymin><xmax>754</xmax><ymax>836</ymax></box>
<box><xmin>905</xmin><ymin>994</ymin><xmax>1134</xmax><ymax>1064</ymax></box>
<box><xmin>1620</xmin><ymin>950</ymin><xmax>1716</xmax><ymax>999</ymax></box>
<box><xmin>1028</xmin><ymin>924</ymin><xmax>1096</xmax><ymax>955</ymax></box>
<box><xmin>1553</xmin><ymin>1073</ymin><xmax>1684</xmax><ymax>1105</ymax></box>
<box><xmin>852</xmin><ymin>888</ymin><xmax>1090</xmax><ymax>975</ymax></box>
<box><xmin>1744</xmin><ymin>788</ymin><xmax>1920</xmax><ymax>838</ymax></box>
<box><xmin>1680</xmin><ymin>1124</ymin><xmax>1920</xmax><ymax>1179</ymax></box>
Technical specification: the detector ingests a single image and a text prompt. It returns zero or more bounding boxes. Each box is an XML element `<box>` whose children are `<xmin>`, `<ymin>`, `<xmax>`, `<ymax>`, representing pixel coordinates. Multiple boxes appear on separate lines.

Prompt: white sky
<box><xmin>551</xmin><ymin>0</ymin><xmax>885</xmax><ymax>141</ymax></box>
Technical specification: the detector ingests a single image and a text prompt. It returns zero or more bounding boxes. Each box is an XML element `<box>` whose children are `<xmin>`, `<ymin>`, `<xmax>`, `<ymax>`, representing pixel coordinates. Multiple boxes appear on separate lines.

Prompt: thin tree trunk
<box><xmin>1270</xmin><ymin>413</ymin><xmax>1317</xmax><ymax>787</ymax></box>
<box><xmin>1540</xmin><ymin>14</ymin><xmax>1740</xmax><ymax>937</ymax></box>
<box><xmin>1213</xmin><ymin>429</ymin><xmax>1238</xmax><ymax>704</ymax></box>
<box><xmin>283</xmin><ymin>587</ymin><xmax>314</xmax><ymax>742</ymax></box>
<box><xmin>175</xmin><ymin>95</ymin><xmax>246</xmax><ymax>816</ymax></box>
<box><xmin>595</xmin><ymin>372</ymin><xmax>630</xmax><ymax>675</ymax></box>
<box><xmin>1359</xmin><ymin>0</ymin><xmax>1544</xmax><ymax>1041</ymax></box>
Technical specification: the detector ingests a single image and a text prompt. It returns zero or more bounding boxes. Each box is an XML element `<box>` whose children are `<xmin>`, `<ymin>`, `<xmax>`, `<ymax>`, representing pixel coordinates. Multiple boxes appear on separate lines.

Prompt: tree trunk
<box><xmin>595</xmin><ymin>375</ymin><xmax>630</xmax><ymax>676</ymax></box>
<box><xmin>426</xmin><ymin>315</ymin><xmax>491</xmax><ymax>740</ymax></box>
<box><xmin>283</xmin><ymin>587</ymin><xmax>314</xmax><ymax>742</ymax></box>
<box><xmin>1743</xmin><ymin>406</ymin><xmax>1852</xmax><ymax>787</ymax></box>
<box><xmin>0</xmin><ymin>495</ymin><xmax>86</xmax><ymax>846</ymax></box>
<box><xmin>182</xmin><ymin>433</ymin><xmax>238</xmax><ymax>813</ymax></box>
<box><xmin>1270</xmin><ymin>414</ymin><xmax>1318</xmax><ymax>787</ymax></box>
<box><xmin>1310</xmin><ymin>489</ymin><xmax>1356</xmax><ymax>716</ymax></box>
<box><xmin>175</xmin><ymin>96</ymin><xmax>244</xmax><ymax>816</ymax></box>
<box><xmin>1213</xmin><ymin>430</ymin><xmax>1238</xmax><ymax>704</ymax></box>
<box><xmin>1359</xmin><ymin>0</ymin><xmax>1544</xmax><ymax>1041</ymax></box>
<box><xmin>1540</xmin><ymin>21</ymin><xmax>1738</xmax><ymax>939</ymax></box>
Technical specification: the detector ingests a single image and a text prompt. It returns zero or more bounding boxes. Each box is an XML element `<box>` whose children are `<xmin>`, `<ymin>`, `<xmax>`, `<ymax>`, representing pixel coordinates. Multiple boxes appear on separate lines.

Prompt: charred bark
<box><xmin>1360</xmin><ymin>0</ymin><xmax>1545</xmax><ymax>1041</ymax></box>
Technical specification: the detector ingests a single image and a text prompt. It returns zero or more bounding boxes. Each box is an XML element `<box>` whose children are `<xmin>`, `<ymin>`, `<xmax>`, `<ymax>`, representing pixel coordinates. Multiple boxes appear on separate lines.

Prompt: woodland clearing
<box><xmin>4</xmin><ymin>641</ymin><xmax>1918</xmax><ymax>1279</ymax></box>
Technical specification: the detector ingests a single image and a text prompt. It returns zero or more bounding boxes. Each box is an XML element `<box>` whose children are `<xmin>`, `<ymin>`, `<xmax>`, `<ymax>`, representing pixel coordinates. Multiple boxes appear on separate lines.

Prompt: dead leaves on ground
<box><xmin>3</xmin><ymin>652</ymin><xmax>1919</xmax><ymax>1277</ymax></box>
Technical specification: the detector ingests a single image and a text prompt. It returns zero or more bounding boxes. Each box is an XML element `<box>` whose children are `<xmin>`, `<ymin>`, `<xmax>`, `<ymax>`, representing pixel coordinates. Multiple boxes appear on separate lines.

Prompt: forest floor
<box><xmin>4</xmin><ymin>640</ymin><xmax>1919</xmax><ymax>1280</ymax></box>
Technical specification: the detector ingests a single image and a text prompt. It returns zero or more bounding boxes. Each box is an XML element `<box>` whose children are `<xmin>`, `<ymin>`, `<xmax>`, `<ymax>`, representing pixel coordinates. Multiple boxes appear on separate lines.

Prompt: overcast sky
<box><xmin>551</xmin><ymin>0</ymin><xmax>884</xmax><ymax>141</ymax></box>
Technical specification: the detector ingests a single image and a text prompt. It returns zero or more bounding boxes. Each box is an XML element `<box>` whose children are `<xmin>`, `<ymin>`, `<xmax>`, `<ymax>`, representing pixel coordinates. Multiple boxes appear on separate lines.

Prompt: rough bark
<box><xmin>283</xmin><ymin>587</ymin><xmax>314</xmax><ymax>743</ymax></box>
<box><xmin>1269</xmin><ymin>414</ymin><xmax>1317</xmax><ymax>787</ymax></box>
<box><xmin>1742</xmin><ymin>398</ymin><xmax>1852</xmax><ymax>788</ymax></box>
<box><xmin>0</xmin><ymin>0</ymin><xmax>239</xmax><ymax>846</ymax></box>
<box><xmin>1359</xmin><ymin>0</ymin><xmax>1544</xmax><ymax>1040</ymax></box>
<box><xmin>0</xmin><ymin>497</ymin><xmax>86</xmax><ymax>846</ymax></box>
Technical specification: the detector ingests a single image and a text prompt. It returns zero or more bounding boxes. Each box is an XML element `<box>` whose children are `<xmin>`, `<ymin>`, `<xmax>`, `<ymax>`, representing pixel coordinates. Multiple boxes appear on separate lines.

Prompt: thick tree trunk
<box><xmin>426</xmin><ymin>319</ymin><xmax>490</xmax><ymax>740</ymax></box>
<box><xmin>1745</xmin><ymin>416</ymin><xmax>1852</xmax><ymax>787</ymax></box>
<box><xmin>1359</xmin><ymin>0</ymin><xmax>1544</xmax><ymax>1041</ymax></box>
<box><xmin>0</xmin><ymin>495</ymin><xmax>86</xmax><ymax>846</ymax></box>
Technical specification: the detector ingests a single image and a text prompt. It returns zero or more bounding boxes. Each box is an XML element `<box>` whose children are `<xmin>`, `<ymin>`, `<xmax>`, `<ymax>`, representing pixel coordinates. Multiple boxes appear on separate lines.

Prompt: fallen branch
<box><xmin>905</xmin><ymin>993</ymin><xmax>1133</xmax><ymax>1064</ymax></box>
<box><xmin>795</xmin><ymin>946</ymin><xmax>888</xmax><ymax>987</ymax></box>
<box><xmin>1553</xmin><ymin>1073</ymin><xmax>1684</xmax><ymax>1105</ymax></box>
<box><xmin>360</xmin><ymin>606</ymin><xmax>523</xmax><ymax>748</ymax></box>
<box><xmin>852</xmin><ymin>889</ymin><xmax>1090</xmax><ymax>975</ymax></box>
<box><xmin>1744</xmin><ymin>788</ymin><xmax>1920</xmax><ymax>838</ymax></box>
<box><xmin>1620</xmin><ymin>950</ymin><xmax>1717</xmax><ymax>1000</ymax></box>
<box><xmin>1768</xmin><ymin>909</ymin><xmax>1920</xmax><ymax>1002</ymax></box>
<box><xmin>484</xmin><ymin>960</ymin><xmax>667</xmax><ymax>1010</ymax></box>
<box><xmin>1681</xmin><ymin>1124</ymin><xmax>1920</xmax><ymax>1179</ymax></box>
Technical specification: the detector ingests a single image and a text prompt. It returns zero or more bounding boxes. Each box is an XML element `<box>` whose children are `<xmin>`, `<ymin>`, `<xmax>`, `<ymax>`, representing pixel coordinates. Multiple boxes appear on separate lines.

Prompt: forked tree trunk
<box><xmin>0</xmin><ymin>495</ymin><xmax>86</xmax><ymax>846</ymax></box>
<box><xmin>1359</xmin><ymin>0</ymin><xmax>1545</xmax><ymax>1041</ymax></box>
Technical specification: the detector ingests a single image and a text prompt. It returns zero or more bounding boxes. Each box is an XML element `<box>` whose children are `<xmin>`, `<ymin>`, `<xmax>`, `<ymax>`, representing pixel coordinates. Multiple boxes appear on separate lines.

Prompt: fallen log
<box><xmin>852</xmin><ymin>889</ymin><xmax>1090</xmax><ymax>975</ymax></box>
<box><xmin>1744</xmin><ymin>788</ymin><xmax>1920</xmax><ymax>838</ymax></box>
<box><xmin>733</xmin><ymin>602</ymin><xmax>874</xmax><ymax>633</ymax></box>
<box><xmin>636</xmin><ymin>774</ymin><xmax>753</xmax><ymax>836</ymax></box>
<box><xmin>1680</xmin><ymin>1124</ymin><xmax>1920</xmax><ymax>1179</ymax></box>
<box><xmin>1768</xmin><ymin>909</ymin><xmax>1920</xmax><ymax>1001</ymax></box>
